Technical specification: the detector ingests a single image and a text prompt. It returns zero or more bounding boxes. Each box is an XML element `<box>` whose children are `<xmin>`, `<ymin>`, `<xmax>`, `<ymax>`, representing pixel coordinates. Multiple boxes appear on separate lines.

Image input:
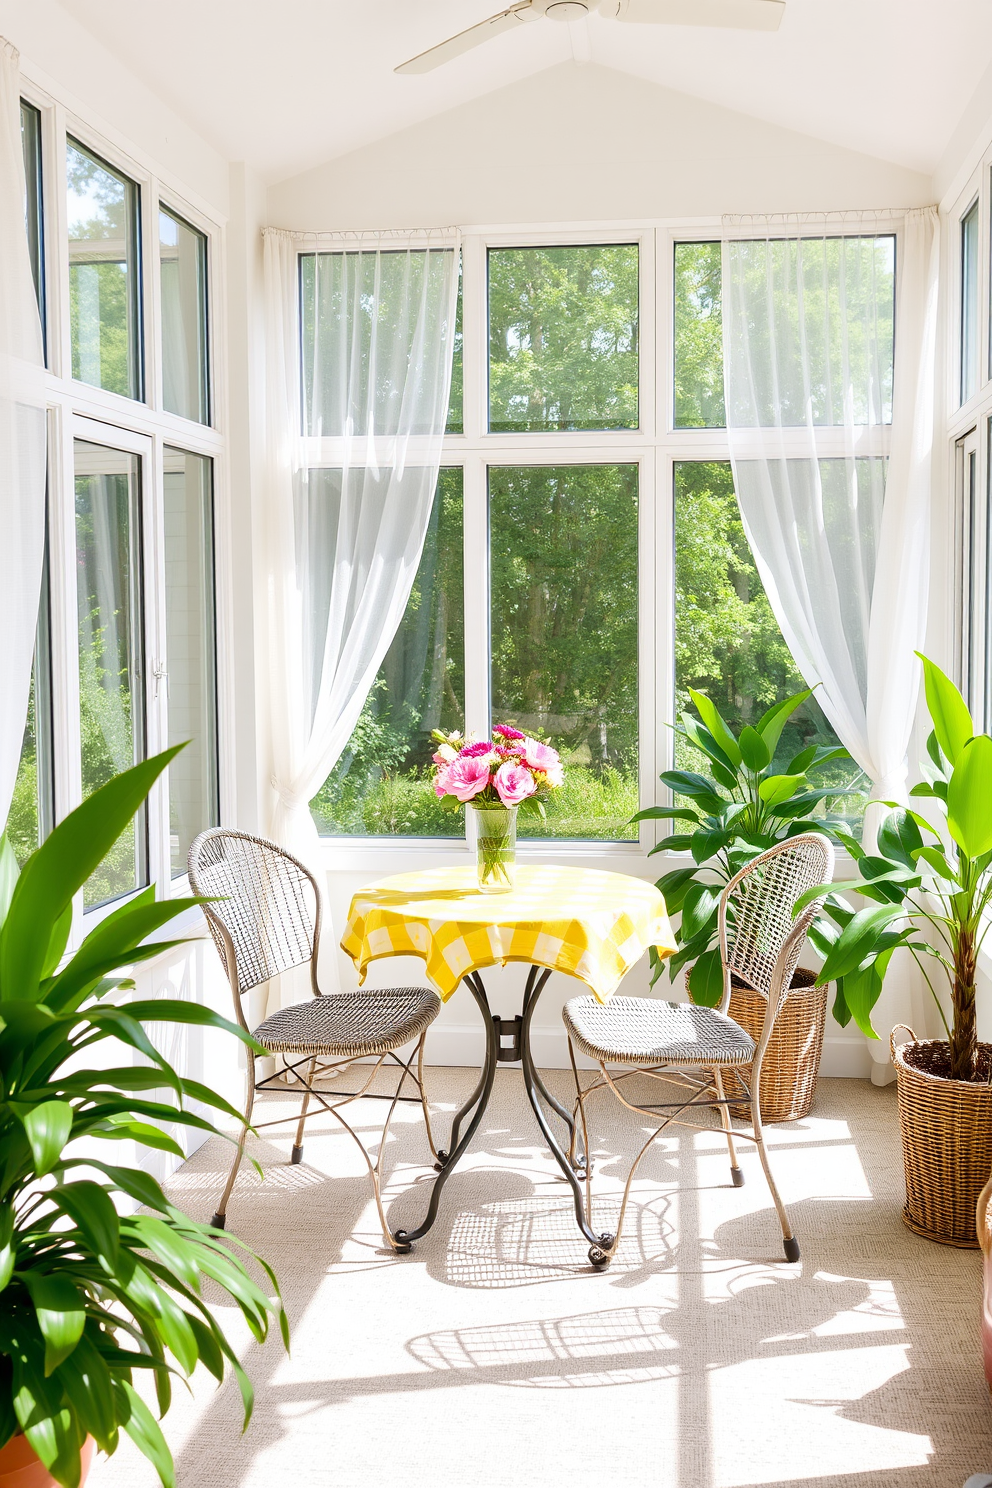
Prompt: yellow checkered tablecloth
<box><xmin>340</xmin><ymin>864</ymin><xmax>676</xmax><ymax>1004</ymax></box>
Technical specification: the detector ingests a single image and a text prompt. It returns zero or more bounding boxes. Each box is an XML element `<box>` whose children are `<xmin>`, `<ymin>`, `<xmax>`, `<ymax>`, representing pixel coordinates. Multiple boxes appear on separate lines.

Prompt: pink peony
<box><xmin>493</xmin><ymin>724</ymin><xmax>525</xmax><ymax>741</ymax></box>
<box><xmin>441</xmin><ymin>756</ymin><xmax>492</xmax><ymax>801</ymax></box>
<box><xmin>522</xmin><ymin>737</ymin><xmax>564</xmax><ymax>787</ymax></box>
<box><xmin>434</xmin><ymin>765</ymin><xmax>451</xmax><ymax>798</ymax></box>
<box><xmin>494</xmin><ymin>761</ymin><xmax>537</xmax><ymax>808</ymax></box>
<box><xmin>459</xmin><ymin>741</ymin><xmax>492</xmax><ymax>759</ymax></box>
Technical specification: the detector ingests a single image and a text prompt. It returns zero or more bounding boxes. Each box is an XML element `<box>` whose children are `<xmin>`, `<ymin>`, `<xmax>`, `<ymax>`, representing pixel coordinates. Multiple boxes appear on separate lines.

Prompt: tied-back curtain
<box><xmin>0</xmin><ymin>39</ymin><xmax>46</xmax><ymax>834</ymax></box>
<box><xmin>721</xmin><ymin>209</ymin><xmax>938</xmax><ymax>843</ymax></box>
<box><xmin>263</xmin><ymin>228</ymin><xmax>460</xmax><ymax>872</ymax></box>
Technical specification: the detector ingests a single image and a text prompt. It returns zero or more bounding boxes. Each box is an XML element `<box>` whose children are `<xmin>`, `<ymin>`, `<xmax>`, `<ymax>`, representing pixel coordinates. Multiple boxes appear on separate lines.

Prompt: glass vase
<box><xmin>473</xmin><ymin>804</ymin><xmax>517</xmax><ymax>893</ymax></box>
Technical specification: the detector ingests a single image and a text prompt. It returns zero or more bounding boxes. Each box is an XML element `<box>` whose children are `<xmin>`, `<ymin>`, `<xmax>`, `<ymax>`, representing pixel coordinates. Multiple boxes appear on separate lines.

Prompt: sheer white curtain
<box><xmin>0</xmin><ymin>40</ymin><xmax>46</xmax><ymax>834</ymax></box>
<box><xmin>263</xmin><ymin>228</ymin><xmax>459</xmax><ymax>873</ymax></box>
<box><xmin>722</xmin><ymin>210</ymin><xmax>938</xmax><ymax>832</ymax></box>
<box><xmin>722</xmin><ymin>209</ymin><xmax>939</xmax><ymax>1074</ymax></box>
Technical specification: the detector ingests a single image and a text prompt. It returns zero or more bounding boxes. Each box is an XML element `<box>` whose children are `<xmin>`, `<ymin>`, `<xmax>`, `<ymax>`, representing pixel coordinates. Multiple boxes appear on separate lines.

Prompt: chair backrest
<box><xmin>187</xmin><ymin>829</ymin><xmax>321</xmax><ymax>998</ymax></box>
<box><xmin>718</xmin><ymin>833</ymin><xmax>834</xmax><ymax>1007</ymax></box>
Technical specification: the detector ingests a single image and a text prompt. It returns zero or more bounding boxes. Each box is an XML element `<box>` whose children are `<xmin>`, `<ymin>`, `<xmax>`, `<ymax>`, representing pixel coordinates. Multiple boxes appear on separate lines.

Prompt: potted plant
<box><xmin>804</xmin><ymin>655</ymin><xmax>992</xmax><ymax>1245</ymax></box>
<box><xmin>0</xmin><ymin>747</ymin><xmax>287</xmax><ymax>1488</ymax></box>
<box><xmin>633</xmin><ymin>686</ymin><xmax>857</xmax><ymax>1121</ymax></box>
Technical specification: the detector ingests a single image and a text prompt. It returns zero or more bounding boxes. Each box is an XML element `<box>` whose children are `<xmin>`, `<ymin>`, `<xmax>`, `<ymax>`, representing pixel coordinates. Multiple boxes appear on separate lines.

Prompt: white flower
<box><xmin>437</xmin><ymin>743</ymin><xmax>458</xmax><ymax>763</ymax></box>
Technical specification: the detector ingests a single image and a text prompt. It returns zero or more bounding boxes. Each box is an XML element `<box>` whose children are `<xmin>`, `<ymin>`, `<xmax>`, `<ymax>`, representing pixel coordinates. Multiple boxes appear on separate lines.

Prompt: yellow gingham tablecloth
<box><xmin>340</xmin><ymin>864</ymin><xmax>676</xmax><ymax>1004</ymax></box>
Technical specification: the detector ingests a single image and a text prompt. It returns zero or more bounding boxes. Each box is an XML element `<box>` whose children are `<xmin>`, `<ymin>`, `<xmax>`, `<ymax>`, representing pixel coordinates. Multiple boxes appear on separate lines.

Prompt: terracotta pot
<box><xmin>979</xmin><ymin>1169</ymin><xmax>992</xmax><ymax>1392</ymax></box>
<box><xmin>0</xmin><ymin>1435</ymin><xmax>94</xmax><ymax>1488</ymax></box>
<box><xmin>891</xmin><ymin>1027</ymin><xmax>992</xmax><ymax>1247</ymax></box>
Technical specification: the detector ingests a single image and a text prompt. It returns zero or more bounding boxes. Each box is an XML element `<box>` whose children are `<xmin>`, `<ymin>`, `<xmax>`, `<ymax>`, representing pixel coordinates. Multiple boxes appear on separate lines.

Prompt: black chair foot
<box><xmin>393</xmin><ymin>1230</ymin><xmax>413</xmax><ymax>1255</ymax></box>
<box><xmin>210</xmin><ymin>1212</ymin><xmax>226</xmax><ymax>1230</ymax></box>
<box><xmin>783</xmin><ymin>1235</ymin><xmax>801</xmax><ymax>1262</ymax></box>
<box><xmin>433</xmin><ymin>1150</ymin><xmax>449</xmax><ymax>1172</ymax></box>
<box><xmin>731</xmin><ymin>1166</ymin><xmax>745</xmax><ymax>1187</ymax></box>
<box><xmin>291</xmin><ymin>1144</ymin><xmax>304</xmax><ymax>1164</ymax></box>
<box><xmin>588</xmin><ymin>1232</ymin><xmax>614</xmax><ymax>1270</ymax></box>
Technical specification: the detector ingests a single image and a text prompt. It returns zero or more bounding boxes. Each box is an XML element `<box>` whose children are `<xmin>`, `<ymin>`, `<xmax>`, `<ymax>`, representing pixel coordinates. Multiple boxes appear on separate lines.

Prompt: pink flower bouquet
<box><xmin>430</xmin><ymin>725</ymin><xmax>566</xmax><ymax>890</ymax></box>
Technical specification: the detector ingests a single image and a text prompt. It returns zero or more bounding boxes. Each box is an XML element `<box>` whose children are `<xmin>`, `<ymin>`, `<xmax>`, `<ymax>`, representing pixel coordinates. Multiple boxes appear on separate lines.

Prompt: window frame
<box><xmin>13</xmin><ymin>74</ymin><xmax>231</xmax><ymax>945</ymax></box>
<box><xmin>308</xmin><ymin>216</ymin><xmax>902</xmax><ymax>867</ymax></box>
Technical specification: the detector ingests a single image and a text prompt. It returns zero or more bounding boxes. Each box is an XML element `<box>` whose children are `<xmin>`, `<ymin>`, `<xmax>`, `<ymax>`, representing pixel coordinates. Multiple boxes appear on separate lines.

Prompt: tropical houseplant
<box><xmin>633</xmin><ymin>685</ymin><xmax>858</xmax><ymax>1120</ymax></box>
<box><xmin>803</xmin><ymin>655</ymin><xmax>992</xmax><ymax>1244</ymax></box>
<box><xmin>0</xmin><ymin>747</ymin><xmax>287</xmax><ymax>1488</ymax></box>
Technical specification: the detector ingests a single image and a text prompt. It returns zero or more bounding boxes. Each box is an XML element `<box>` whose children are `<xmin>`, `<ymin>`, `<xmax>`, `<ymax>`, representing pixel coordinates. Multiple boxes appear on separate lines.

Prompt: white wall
<box><xmin>268</xmin><ymin>61</ymin><xmax>932</xmax><ymax>231</ymax></box>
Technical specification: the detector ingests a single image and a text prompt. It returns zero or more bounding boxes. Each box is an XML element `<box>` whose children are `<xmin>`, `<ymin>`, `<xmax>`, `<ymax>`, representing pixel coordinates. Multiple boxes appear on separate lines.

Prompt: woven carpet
<box><xmin>88</xmin><ymin>1072</ymin><xmax>990</xmax><ymax>1488</ymax></box>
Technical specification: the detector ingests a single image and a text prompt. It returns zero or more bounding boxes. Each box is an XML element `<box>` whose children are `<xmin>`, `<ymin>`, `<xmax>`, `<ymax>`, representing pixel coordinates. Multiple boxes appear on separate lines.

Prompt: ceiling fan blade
<box><xmin>395</xmin><ymin>4</ymin><xmax>533</xmax><ymax>73</ymax></box>
<box><xmin>603</xmin><ymin>0</ymin><xmax>784</xmax><ymax>29</ymax></box>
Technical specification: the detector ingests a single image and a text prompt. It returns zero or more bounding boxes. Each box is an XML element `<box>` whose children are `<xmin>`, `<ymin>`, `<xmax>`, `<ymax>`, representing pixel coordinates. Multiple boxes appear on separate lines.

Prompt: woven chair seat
<box><xmin>563</xmin><ymin>995</ymin><xmax>756</xmax><ymax>1068</ymax></box>
<box><xmin>253</xmin><ymin>988</ymin><xmax>440</xmax><ymax>1059</ymax></box>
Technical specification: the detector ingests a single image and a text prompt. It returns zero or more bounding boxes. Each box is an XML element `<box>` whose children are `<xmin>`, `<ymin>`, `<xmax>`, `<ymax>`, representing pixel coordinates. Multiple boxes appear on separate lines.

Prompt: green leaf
<box><xmin>754</xmin><ymin>689</ymin><xmax>813</xmax><ymax>756</ymax></box>
<box><xmin>919</xmin><ymin>653</ymin><xmax>974</xmax><ymax>766</ymax></box>
<box><xmin>54</xmin><ymin>1182</ymin><xmax>120</xmax><ymax>1269</ymax></box>
<box><xmin>875</xmin><ymin>809</ymin><xmax>925</xmax><ymax>870</ymax></box>
<box><xmin>21</xmin><ymin>1273</ymin><xmax>86</xmax><ymax>1375</ymax></box>
<box><xmin>832</xmin><ymin>979</ymin><xmax>852</xmax><ymax>1027</ymax></box>
<box><xmin>0</xmin><ymin>834</ymin><xmax>19</xmax><ymax>930</ymax></box>
<box><xmin>790</xmin><ymin>881</ymin><xmax>833</xmax><ymax>917</ymax></box>
<box><xmin>119</xmin><ymin>1381</ymin><xmax>176</xmax><ymax>1488</ymax></box>
<box><xmin>816</xmin><ymin>905</ymin><xmax>903</xmax><ymax>985</ymax></box>
<box><xmin>916</xmin><ymin>845</ymin><xmax>956</xmax><ymax>881</ymax></box>
<box><xmin>680</xmin><ymin>884</ymin><xmax>720</xmax><ymax>942</ymax></box>
<box><xmin>15</xmin><ymin>1100</ymin><xmax>73</xmax><ymax>1175</ymax></box>
<box><xmin>653</xmin><ymin>868</ymin><xmax>698</xmax><ymax>916</ymax></box>
<box><xmin>91</xmin><ymin>1121</ymin><xmax>186</xmax><ymax>1157</ymax></box>
<box><xmin>687</xmin><ymin>689</ymin><xmax>743</xmax><ymax>766</ymax></box>
<box><xmin>680</xmin><ymin>716</ymin><xmax>736</xmax><ymax>776</ymax></box>
<box><xmin>738</xmin><ymin>726</ymin><xmax>770</xmax><ymax>772</ymax></box>
<box><xmin>690</xmin><ymin>828</ymin><xmax>729</xmax><ymax>865</ymax></box>
<box><xmin>630</xmin><ymin>806</ymin><xmax>700</xmax><ymax>823</ymax></box>
<box><xmin>946</xmin><ymin>734</ymin><xmax>992</xmax><ymax>860</ymax></box>
<box><xmin>0</xmin><ymin>747</ymin><xmax>182</xmax><ymax>998</ymax></box>
<box><xmin>840</xmin><ymin>955</ymin><xmax>888</xmax><ymax>1039</ymax></box>
<box><xmin>757</xmin><ymin>773</ymin><xmax>806</xmax><ymax>807</ymax></box>
<box><xmin>647</xmin><ymin>834</ymin><xmax>695</xmax><ymax>856</ymax></box>
<box><xmin>0</xmin><ymin>1204</ymin><xmax>13</xmax><ymax>1292</ymax></box>
<box><xmin>659</xmin><ymin>770</ymin><xmax>723</xmax><ymax>802</ymax></box>
<box><xmin>687</xmin><ymin>948</ymin><xmax>725</xmax><ymax>1006</ymax></box>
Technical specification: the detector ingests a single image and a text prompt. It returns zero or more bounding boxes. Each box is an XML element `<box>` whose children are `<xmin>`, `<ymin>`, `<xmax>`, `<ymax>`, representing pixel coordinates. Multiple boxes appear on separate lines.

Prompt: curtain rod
<box><xmin>263</xmin><ymin>225</ymin><xmax>460</xmax><ymax>245</ymax></box>
<box><xmin>722</xmin><ymin>207</ymin><xmax>934</xmax><ymax>226</ymax></box>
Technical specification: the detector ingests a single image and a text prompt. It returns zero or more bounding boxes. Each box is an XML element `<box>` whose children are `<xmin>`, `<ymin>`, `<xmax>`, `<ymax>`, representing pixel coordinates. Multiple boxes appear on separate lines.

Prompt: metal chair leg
<box><xmin>713</xmin><ymin>1067</ymin><xmax>744</xmax><ymax>1187</ymax></box>
<box><xmin>212</xmin><ymin>1053</ymin><xmax>256</xmax><ymax>1229</ymax></box>
<box><xmin>750</xmin><ymin>1065</ymin><xmax>800</xmax><ymax>1262</ymax></box>
<box><xmin>291</xmin><ymin>1056</ymin><xmax>318</xmax><ymax>1164</ymax></box>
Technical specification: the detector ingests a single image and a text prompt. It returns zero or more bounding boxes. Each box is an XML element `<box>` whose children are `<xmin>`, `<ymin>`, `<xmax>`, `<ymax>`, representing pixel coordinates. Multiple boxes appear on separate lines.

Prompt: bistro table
<box><xmin>340</xmin><ymin>863</ymin><xmax>676</xmax><ymax>1257</ymax></box>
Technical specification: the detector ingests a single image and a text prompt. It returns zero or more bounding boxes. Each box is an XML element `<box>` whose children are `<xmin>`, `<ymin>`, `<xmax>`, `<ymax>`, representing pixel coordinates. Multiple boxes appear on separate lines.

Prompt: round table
<box><xmin>341</xmin><ymin>863</ymin><xmax>675</xmax><ymax>1252</ymax></box>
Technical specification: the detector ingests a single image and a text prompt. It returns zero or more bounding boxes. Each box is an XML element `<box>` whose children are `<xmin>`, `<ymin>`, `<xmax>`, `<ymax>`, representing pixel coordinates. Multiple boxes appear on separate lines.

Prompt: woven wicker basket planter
<box><xmin>891</xmin><ymin>1027</ymin><xmax>992</xmax><ymax>1248</ymax></box>
<box><xmin>725</xmin><ymin>966</ymin><xmax>828</xmax><ymax>1123</ymax></box>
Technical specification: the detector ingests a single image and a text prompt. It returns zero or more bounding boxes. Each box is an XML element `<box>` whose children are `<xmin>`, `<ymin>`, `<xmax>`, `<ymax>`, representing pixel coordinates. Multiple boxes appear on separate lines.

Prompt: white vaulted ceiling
<box><xmin>58</xmin><ymin>0</ymin><xmax>992</xmax><ymax>182</ymax></box>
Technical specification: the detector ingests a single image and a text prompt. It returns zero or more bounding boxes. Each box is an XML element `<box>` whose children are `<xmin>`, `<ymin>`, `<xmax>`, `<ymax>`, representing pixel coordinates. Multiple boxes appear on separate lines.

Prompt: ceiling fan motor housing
<box><xmin>542</xmin><ymin>1</ymin><xmax>591</xmax><ymax>16</ymax></box>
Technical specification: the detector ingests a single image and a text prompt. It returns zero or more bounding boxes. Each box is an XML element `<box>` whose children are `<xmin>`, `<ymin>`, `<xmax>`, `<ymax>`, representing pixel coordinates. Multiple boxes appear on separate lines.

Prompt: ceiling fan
<box><xmin>395</xmin><ymin>0</ymin><xmax>785</xmax><ymax>74</ymax></box>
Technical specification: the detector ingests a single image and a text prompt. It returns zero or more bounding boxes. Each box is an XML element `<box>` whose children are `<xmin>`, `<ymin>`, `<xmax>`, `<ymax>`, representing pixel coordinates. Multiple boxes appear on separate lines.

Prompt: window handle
<box><xmin>152</xmin><ymin>661</ymin><xmax>168</xmax><ymax>698</ymax></box>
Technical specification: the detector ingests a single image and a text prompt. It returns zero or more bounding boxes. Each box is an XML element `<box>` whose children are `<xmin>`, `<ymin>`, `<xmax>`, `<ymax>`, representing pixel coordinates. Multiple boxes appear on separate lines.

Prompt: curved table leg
<box><xmin>520</xmin><ymin>968</ymin><xmax>584</xmax><ymax>1169</ymax></box>
<box><xmin>393</xmin><ymin>972</ymin><xmax>498</xmax><ymax>1249</ymax></box>
<box><xmin>519</xmin><ymin>969</ymin><xmax>613</xmax><ymax>1257</ymax></box>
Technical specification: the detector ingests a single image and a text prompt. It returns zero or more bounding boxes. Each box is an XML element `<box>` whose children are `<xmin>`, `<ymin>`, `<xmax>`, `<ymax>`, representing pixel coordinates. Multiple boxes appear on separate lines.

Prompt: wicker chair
<box><xmin>188</xmin><ymin>829</ymin><xmax>441</xmax><ymax>1252</ymax></box>
<box><xmin>562</xmin><ymin>833</ymin><xmax>834</xmax><ymax>1269</ymax></box>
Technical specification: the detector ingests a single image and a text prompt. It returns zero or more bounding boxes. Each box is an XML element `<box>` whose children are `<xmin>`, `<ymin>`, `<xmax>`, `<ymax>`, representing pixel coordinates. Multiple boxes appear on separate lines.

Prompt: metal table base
<box><xmin>393</xmin><ymin>966</ymin><xmax>614</xmax><ymax>1264</ymax></box>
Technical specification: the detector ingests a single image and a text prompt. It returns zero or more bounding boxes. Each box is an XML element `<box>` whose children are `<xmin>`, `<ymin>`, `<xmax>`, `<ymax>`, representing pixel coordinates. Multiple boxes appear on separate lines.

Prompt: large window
<box><xmin>962</xmin><ymin>198</ymin><xmax>980</xmax><ymax>406</ymax></box>
<box><xmin>160</xmin><ymin>207</ymin><xmax>209</xmax><ymax>424</ymax></box>
<box><xmin>164</xmin><ymin>448</ymin><xmax>219</xmax><ymax>874</ymax></box>
<box><xmin>9</xmin><ymin>556</ymin><xmax>54</xmax><ymax>866</ymax></box>
<box><xmin>67</xmin><ymin>138</ymin><xmax>141</xmax><ymax>400</ymax></box>
<box><xmin>74</xmin><ymin>440</ymin><xmax>147</xmax><ymax>907</ymax></box>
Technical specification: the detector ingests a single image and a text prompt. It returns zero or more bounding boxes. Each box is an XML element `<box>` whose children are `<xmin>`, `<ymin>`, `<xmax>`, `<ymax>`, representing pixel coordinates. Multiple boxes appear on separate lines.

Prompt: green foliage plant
<box><xmin>633</xmin><ymin>686</ymin><xmax>856</xmax><ymax>1005</ymax></box>
<box><xmin>806</xmin><ymin>656</ymin><xmax>992</xmax><ymax>1082</ymax></box>
<box><xmin>0</xmin><ymin>747</ymin><xmax>287</xmax><ymax>1487</ymax></box>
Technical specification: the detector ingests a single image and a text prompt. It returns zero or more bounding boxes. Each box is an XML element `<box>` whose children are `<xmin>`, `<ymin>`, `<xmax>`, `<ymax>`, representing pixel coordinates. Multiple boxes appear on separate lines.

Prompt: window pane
<box><xmin>75</xmin><ymin>440</ymin><xmax>146</xmax><ymax>907</ymax></box>
<box><xmin>488</xmin><ymin>246</ymin><xmax>638</xmax><ymax>432</ymax></box>
<box><xmin>67</xmin><ymin>139</ymin><xmax>141</xmax><ymax>400</ymax></box>
<box><xmin>962</xmin><ymin>198</ymin><xmax>980</xmax><ymax>405</ymax></box>
<box><xmin>489</xmin><ymin>465</ymin><xmax>638</xmax><ymax>840</ymax></box>
<box><xmin>311</xmin><ymin>468</ymin><xmax>464</xmax><ymax>836</ymax></box>
<box><xmin>674</xmin><ymin>241</ymin><xmax>724</xmax><ymax>428</ymax></box>
<box><xmin>160</xmin><ymin>208</ymin><xmax>209</xmax><ymax>424</ymax></box>
<box><xmin>674</xmin><ymin>461</ymin><xmax>866</xmax><ymax>824</ymax></box>
<box><xmin>300</xmin><ymin>248</ymin><xmax>456</xmax><ymax>437</ymax></box>
<box><xmin>446</xmin><ymin>259</ymin><xmax>463</xmax><ymax>434</ymax></box>
<box><xmin>20</xmin><ymin>99</ymin><xmax>45</xmax><ymax>348</ymax></box>
<box><xmin>164</xmin><ymin>448</ymin><xmax>219</xmax><ymax>876</ymax></box>
<box><xmin>8</xmin><ymin>555</ymin><xmax>54</xmax><ymax>865</ymax></box>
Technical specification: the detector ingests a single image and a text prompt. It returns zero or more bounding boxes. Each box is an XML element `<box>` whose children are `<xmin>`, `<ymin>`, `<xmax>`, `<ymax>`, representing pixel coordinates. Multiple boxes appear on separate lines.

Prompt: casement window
<box><xmin>961</xmin><ymin>198</ymin><xmax>980</xmax><ymax>406</ymax></box>
<box><xmin>8</xmin><ymin>92</ymin><xmax>224</xmax><ymax>918</ymax></box>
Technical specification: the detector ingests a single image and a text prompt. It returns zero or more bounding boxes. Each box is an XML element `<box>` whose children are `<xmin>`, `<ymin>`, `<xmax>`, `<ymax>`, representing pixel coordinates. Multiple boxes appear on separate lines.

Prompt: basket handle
<box><xmin>889</xmin><ymin>1023</ymin><xmax>917</xmax><ymax>1063</ymax></box>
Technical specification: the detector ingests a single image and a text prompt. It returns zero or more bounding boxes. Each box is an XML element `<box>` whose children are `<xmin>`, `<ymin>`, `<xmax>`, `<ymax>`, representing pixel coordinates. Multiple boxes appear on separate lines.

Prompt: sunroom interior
<box><xmin>2</xmin><ymin>2</ymin><xmax>992</xmax><ymax>1486</ymax></box>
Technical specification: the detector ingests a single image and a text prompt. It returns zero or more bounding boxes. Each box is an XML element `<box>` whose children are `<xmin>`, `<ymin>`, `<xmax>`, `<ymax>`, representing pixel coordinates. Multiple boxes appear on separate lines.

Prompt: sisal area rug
<box><xmin>88</xmin><ymin>1072</ymin><xmax>990</xmax><ymax>1488</ymax></box>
